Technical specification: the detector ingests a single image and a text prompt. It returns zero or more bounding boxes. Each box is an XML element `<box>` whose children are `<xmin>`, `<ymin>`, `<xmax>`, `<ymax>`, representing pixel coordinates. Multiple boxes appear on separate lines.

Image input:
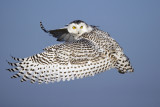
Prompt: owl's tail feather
<box><xmin>115</xmin><ymin>54</ymin><xmax>134</xmax><ymax>74</ymax></box>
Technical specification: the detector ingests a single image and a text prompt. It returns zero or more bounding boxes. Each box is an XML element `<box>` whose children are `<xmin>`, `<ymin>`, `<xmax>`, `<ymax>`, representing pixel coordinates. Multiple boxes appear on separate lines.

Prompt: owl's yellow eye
<box><xmin>80</xmin><ymin>26</ymin><xmax>83</xmax><ymax>29</ymax></box>
<box><xmin>72</xmin><ymin>26</ymin><xmax>76</xmax><ymax>29</ymax></box>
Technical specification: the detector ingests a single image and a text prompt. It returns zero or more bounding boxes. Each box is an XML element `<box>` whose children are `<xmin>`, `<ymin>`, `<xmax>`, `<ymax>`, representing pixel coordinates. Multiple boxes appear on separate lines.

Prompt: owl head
<box><xmin>67</xmin><ymin>20</ymin><xmax>93</xmax><ymax>36</ymax></box>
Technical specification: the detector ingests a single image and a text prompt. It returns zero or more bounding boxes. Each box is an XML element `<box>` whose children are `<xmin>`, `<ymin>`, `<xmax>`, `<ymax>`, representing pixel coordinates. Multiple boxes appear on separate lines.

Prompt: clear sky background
<box><xmin>0</xmin><ymin>0</ymin><xmax>160</xmax><ymax>107</ymax></box>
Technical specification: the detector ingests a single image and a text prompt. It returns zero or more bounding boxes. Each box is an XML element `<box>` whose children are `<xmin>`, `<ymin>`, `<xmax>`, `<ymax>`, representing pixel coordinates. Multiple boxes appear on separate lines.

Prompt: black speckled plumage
<box><xmin>7</xmin><ymin>20</ymin><xmax>134</xmax><ymax>84</ymax></box>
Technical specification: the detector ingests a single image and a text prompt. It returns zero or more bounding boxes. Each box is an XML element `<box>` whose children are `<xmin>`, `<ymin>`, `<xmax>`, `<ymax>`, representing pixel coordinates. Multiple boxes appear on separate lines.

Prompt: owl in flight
<box><xmin>7</xmin><ymin>20</ymin><xmax>134</xmax><ymax>84</ymax></box>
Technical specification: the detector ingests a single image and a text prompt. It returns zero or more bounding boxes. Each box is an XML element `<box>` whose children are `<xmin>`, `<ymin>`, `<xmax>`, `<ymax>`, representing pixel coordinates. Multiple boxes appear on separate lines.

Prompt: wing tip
<box><xmin>40</xmin><ymin>21</ymin><xmax>49</xmax><ymax>33</ymax></box>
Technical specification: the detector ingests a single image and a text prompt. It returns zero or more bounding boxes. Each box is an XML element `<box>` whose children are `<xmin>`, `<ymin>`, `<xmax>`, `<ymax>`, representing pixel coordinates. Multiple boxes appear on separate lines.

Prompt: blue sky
<box><xmin>0</xmin><ymin>0</ymin><xmax>160</xmax><ymax>107</ymax></box>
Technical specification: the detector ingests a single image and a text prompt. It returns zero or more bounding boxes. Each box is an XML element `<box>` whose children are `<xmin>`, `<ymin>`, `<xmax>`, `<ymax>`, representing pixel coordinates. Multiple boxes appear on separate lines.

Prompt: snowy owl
<box><xmin>7</xmin><ymin>20</ymin><xmax>134</xmax><ymax>84</ymax></box>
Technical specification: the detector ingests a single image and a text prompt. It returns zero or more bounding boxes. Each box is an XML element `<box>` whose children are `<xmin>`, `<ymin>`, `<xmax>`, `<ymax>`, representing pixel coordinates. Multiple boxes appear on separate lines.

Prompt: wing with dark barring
<box><xmin>40</xmin><ymin>22</ymin><xmax>76</xmax><ymax>42</ymax></box>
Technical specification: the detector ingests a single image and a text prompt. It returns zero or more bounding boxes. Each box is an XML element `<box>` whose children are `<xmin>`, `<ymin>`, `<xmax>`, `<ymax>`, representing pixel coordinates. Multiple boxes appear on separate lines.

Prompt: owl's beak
<box><xmin>78</xmin><ymin>32</ymin><xmax>80</xmax><ymax>34</ymax></box>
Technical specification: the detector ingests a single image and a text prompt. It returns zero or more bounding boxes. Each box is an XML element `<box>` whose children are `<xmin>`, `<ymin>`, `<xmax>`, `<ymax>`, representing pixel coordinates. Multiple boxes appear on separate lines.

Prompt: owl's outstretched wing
<box><xmin>7</xmin><ymin>39</ymin><xmax>110</xmax><ymax>84</ymax></box>
<box><xmin>40</xmin><ymin>22</ymin><xmax>76</xmax><ymax>42</ymax></box>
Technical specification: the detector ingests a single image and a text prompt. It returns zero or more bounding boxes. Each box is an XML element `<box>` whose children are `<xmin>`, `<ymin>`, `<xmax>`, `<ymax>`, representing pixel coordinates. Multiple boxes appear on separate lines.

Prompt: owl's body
<box><xmin>7</xmin><ymin>20</ymin><xmax>134</xmax><ymax>84</ymax></box>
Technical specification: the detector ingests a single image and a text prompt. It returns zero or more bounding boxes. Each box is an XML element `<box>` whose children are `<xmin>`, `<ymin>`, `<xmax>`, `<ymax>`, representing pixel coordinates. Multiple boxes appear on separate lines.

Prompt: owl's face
<box><xmin>67</xmin><ymin>20</ymin><xmax>93</xmax><ymax>37</ymax></box>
